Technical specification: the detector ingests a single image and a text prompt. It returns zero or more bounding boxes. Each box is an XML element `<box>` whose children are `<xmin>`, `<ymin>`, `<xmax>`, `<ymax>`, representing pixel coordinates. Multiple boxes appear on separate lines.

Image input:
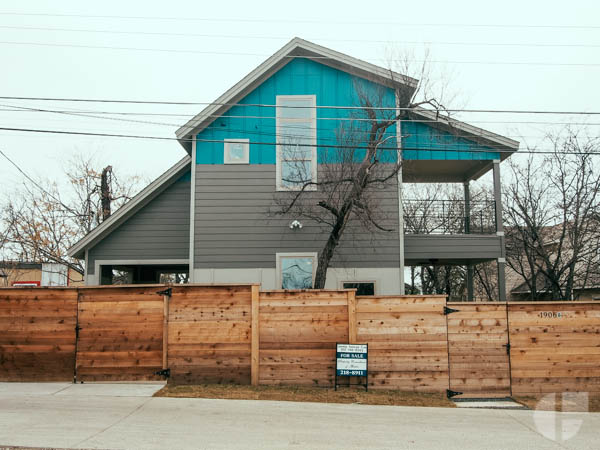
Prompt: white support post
<box><xmin>493</xmin><ymin>160</ymin><xmax>506</xmax><ymax>301</ymax></box>
<box><xmin>396</xmin><ymin>94</ymin><xmax>405</xmax><ymax>295</ymax></box>
<box><xmin>188</xmin><ymin>136</ymin><xmax>197</xmax><ymax>283</ymax></box>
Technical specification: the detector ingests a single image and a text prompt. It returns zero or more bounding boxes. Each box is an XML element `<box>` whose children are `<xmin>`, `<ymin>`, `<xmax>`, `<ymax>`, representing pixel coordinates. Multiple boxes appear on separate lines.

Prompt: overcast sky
<box><xmin>1</xmin><ymin>0</ymin><xmax>599</xmax><ymax>193</ymax></box>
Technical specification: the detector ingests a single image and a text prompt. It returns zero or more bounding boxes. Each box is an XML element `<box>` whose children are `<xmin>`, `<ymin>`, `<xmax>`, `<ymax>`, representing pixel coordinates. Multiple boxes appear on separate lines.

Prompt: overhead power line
<box><xmin>1</xmin><ymin>96</ymin><xmax>599</xmax><ymax>116</ymax></box>
<box><xmin>0</xmin><ymin>12</ymin><xmax>598</xmax><ymax>29</ymax></box>
<box><xmin>0</xmin><ymin>103</ymin><xmax>576</xmax><ymax>143</ymax></box>
<box><xmin>0</xmin><ymin>126</ymin><xmax>598</xmax><ymax>156</ymax></box>
<box><xmin>1</xmin><ymin>25</ymin><xmax>599</xmax><ymax>49</ymax></box>
<box><xmin>1</xmin><ymin>40</ymin><xmax>600</xmax><ymax>67</ymax></box>
<box><xmin>0</xmin><ymin>148</ymin><xmax>82</xmax><ymax>217</ymax></box>
<box><xmin>1</xmin><ymin>107</ymin><xmax>599</xmax><ymax>127</ymax></box>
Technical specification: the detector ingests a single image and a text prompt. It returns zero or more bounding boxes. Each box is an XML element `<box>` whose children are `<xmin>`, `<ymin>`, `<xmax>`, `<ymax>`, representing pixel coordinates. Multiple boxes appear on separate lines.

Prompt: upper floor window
<box><xmin>276</xmin><ymin>95</ymin><xmax>317</xmax><ymax>191</ymax></box>
<box><xmin>224</xmin><ymin>139</ymin><xmax>249</xmax><ymax>164</ymax></box>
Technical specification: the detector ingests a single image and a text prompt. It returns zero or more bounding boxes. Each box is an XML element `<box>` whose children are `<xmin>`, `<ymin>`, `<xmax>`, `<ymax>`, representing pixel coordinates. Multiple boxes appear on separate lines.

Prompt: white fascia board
<box><xmin>175</xmin><ymin>37</ymin><xmax>418</xmax><ymax>148</ymax></box>
<box><xmin>68</xmin><ymin>156</ymin><xmax>192</xmax><ymax>259</ymax></box>
<box><xmin>410</xmin><ymin>107</ymin><xmax>520</xmax><ymax>153</ymax></box>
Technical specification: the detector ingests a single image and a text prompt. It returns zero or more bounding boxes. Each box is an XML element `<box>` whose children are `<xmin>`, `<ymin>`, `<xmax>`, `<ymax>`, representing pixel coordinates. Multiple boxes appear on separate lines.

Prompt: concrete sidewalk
<box><xmin>0</xmin><ymin>383</ymin><xmax>597</xmax><ymax>449</ymax></box>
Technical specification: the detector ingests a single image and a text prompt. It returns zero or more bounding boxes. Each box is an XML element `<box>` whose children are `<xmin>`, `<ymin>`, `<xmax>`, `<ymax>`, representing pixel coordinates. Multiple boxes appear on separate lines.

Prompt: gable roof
<box><xmin>68</xmin><ymin>156</ymin><xmax>191</xmax><ymax>260</ymax></box>
<box><xmin>175</xmin><ymin>37</ymin><xmax>419</xmax><ymax>152</ymax></box>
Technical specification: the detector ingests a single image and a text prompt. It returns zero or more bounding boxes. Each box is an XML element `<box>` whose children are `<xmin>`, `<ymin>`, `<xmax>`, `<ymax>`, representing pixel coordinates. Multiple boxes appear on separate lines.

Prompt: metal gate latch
<box><xmin>444</xmin><ymin>306</ymin><xmax>460</xmax><ymax>315</ymax></box>
<box><xmin>446</xmin><ymin>389</ymin><xmax>463</xmax><ymax>398</ymax></box>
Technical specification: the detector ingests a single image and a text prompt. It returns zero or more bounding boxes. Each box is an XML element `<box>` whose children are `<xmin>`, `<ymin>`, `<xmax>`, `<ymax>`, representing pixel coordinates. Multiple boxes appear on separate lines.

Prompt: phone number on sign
<box><xmin>339</xmin><ymin>370</ymin><xmax>365</xmax><ymax>376</ymax></box>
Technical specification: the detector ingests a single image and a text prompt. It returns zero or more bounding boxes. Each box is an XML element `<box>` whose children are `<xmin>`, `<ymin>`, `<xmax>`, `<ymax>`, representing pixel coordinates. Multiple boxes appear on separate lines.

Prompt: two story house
<box><xmin>68</xmin><ymin>38</ymin><xmax>519</xmax><ymax>299</ymax></box>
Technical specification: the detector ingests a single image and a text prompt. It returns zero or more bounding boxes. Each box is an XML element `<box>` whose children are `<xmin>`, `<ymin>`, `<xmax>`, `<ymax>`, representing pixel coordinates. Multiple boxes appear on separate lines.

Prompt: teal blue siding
<box><xmin>196</xmin><ymin>58</ymin><xmax>397</xmax><ymax>165</ymax></box>
<box><xmin>401</xmin><ymin>121</ymin><xmax>500</xmax><ymax>160</ymax></box>
<box><xmin>196</xmin><ymin>58</ymin><xmax>499</xmax><ymax>164</ymax></box>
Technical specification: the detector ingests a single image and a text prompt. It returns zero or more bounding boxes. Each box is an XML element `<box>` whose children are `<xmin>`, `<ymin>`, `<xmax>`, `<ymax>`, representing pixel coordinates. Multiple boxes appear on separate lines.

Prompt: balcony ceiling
<box><xmin>402</xmin><ymin>160</ymin><xmax>495</xmax><ymax>183</ymax></box>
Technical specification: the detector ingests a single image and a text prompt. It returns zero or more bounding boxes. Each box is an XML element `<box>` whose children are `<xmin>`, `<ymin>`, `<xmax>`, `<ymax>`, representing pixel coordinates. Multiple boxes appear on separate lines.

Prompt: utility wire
<box><xmin>1</xmin><ymin>108</ymin><xmax>598</xmax><ymax>127</ymax></box>
<box><xmin>1</xmin><ymin>95</ymin><xmax>600</xmax><ymax>116</ymax></box>
<box><xmin>1</xmin><ymin>40</ymin><xmax>600</xmax><ymax>67</ymax></box>
<box><xmin>0</xmin><ymin>12</ymin><xmax>598</xmax><ymax>29</ymax></box>
<box><xmin>0</xmin><ymin>126</ymin><xmax>597</xmax><ymax>155</ymax></box>
<box><xmin>0</xmin><ymin>148</ymin><xmax>82</xmax><ymax>217</ymax></box>
<box><xmin>1</xmin><ymin>25</ymin><xmax>599</xmax><ymax>49</ymax></box>
<box><xmin>0</xmin><ymin>103</ymin><xmax>564</xmax><ymax>143</ymax></box>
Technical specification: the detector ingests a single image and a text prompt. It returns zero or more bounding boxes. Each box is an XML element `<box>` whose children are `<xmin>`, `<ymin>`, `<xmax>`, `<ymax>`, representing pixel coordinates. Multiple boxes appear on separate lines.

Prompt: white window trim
<box><xmin>224</xmin><ymin>139</ymin><xmax>250</xmax><ymax>164</ymax></box>
<box><xmin>276</xmin><ymin>252</ymin><xmax>318</xmax><ymax>289</ymax></box>
<box><xmin>338</xmin><ymin>280</ymin><xmax>378</xmax><ymax>295</ymax></box>
<box><xmin>275</xmin><ymin>94</ymin><xmax>317</xmax><ymax>191</ymax></box>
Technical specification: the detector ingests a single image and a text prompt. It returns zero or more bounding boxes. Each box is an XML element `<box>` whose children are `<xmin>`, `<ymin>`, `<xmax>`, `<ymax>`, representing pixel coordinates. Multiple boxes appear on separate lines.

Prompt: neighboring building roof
<box><xmin>68</xmin><ymin>156</ymin><xmax>191</xmax><ymax>259</ymax></box>
<box><xmin>0</xmin><ymin>261</ymin><xmax>43</xmax><ymax>270</ymax></box>
<box><xmin>175</xmin><ymin>37</ymin><xmax>419</xmax><ymax>152</ymax></box>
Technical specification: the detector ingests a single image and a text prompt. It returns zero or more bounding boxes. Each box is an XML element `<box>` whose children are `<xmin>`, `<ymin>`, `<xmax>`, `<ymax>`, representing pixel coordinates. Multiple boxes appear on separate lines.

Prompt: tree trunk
<box><xmin>101</xmin><ymin>166</ymin><xmax>112</xmax><ymax>221</ymax></box>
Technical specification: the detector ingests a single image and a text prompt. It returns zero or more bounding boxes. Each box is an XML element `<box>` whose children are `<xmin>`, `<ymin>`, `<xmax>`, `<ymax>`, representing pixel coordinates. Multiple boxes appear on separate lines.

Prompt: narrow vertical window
<box><xmin>276</xmin><ymin>95</ymin><xmax>317</xmax><ymax>190</ymax></box>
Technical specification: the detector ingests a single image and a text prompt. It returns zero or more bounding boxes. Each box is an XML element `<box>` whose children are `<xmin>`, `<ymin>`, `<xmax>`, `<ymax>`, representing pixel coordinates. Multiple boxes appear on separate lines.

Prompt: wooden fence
<box><xmin>0</xmin><ymin>287</ymin><xmax>77</xmax><ymax>381</ymax></box>
<box><xmin>356</xmin><ymin>295</ymin><xmax>448</xmax><ymax>391</ymax></box>
<box><xmin>447</xmin><ymin>303</ymin><xmax>511</xmax><ymax>398</ymax></box>
<box><xmin>508</xmin><ymin>302</ymin><xmax>600</xmax><ymax>395</ymax></box>
<box><xmin>1</xmin><ymin>285</ymin><xmax>599</xmax><ymax>396</ymax></box>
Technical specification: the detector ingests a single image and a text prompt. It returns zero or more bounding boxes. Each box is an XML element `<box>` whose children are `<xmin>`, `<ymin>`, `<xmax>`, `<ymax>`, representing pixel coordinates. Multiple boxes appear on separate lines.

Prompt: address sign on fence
<box><xmin>335</xmin><ymin>343</ymin><xmax>368</xmax><ymax>391</ymax></box>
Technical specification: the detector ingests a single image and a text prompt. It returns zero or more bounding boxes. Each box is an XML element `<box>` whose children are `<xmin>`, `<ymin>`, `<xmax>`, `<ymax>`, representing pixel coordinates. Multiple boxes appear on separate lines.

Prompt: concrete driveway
<box><xmin>0</xmin><ymin>383</ymin><xmax>598</xmax><ymax>450</ymax></box>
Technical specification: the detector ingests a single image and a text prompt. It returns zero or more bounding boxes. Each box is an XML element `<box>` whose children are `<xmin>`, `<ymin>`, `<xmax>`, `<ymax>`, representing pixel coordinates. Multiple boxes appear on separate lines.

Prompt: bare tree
<box><xmin>274</xmin><ymin>66</ymin><xmax>450</xmax><ymax>289</ymax></box>
<box><xmin>0</xmin><ymin>154</ymin><xmax>142</xmax><ymax>278</ymax></box>
<box><xmin>504</xmin><ymin>128</ymin><xmax>600</xmax><ymax>300</ymax></box>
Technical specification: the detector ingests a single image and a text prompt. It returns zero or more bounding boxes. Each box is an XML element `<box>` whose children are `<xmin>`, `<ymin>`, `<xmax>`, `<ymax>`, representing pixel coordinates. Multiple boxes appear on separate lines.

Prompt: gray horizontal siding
<box><xmin>404</xmin><ymin>234</ymin><xmax>502</xmax><ymax>264</ymax></box>
<box><xmin>88</xmin><ymin>178</ymin><xmax>191</xmax><ymax>275</ymax></box>
<box><xmin>194</xmin><ymin>165</ymin><xmax>400</xmax><ymax>269</ymax></box>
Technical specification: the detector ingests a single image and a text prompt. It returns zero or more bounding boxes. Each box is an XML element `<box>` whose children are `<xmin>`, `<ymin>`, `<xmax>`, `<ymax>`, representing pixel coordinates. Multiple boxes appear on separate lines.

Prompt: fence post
<box><xmin>162</xmin><ymin>291</ymin><xmax>170</xmax><ymax>371</ymax></box>
<box><xmin>347</xmin><ymin>290</ymin><xmax>357</xmax><ymax>344</ymax></box>
<box><xmin>251</xmin><ymin>285</ymin><xmax>260</xmax><ymax>386</ymax></box>
<box><xmin>74</xmin><ymin>288</ymin><xmax>81</xmax><ymax>384</ymax></box>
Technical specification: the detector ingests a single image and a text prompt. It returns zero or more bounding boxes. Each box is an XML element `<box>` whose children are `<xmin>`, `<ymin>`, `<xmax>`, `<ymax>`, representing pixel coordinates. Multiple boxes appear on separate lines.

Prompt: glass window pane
<box><xmin>342</xmin><ymin>282</ymin><xmax>375</xmax><ymax>296</ymax></box>
<box><xmin>281</xmin><ymin>160</ymin><xmax>312</xmax><ymax>187</ymax></box>
<box><xmin>281</xmin><ymin>257</ymin><xmax>313</xmax><ymax>289</ymax></box>
<box><xmin>228</xmin><ymin>143</ymin><xmax>246</xmax><ymax>161</ymax></box>
<box><xmin>281</xmin><ymin>143</ymin><xmax>311</xmax><ymax>161</ymax></box>
<box><xmin>278</xmin><ymin>97</ymin><xmax>314</xmax><ymax>120</ymax></box>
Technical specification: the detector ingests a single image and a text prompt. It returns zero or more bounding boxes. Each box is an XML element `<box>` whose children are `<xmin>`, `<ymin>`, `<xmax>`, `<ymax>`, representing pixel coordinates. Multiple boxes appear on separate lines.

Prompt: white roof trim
<box><xmin>175</xmin><ymin>37</ymin><xmax>418</xmax><ymax>148</ymax></box>
<box><xmin>410</xmin><ymin>107</ymin><xmax>520</xmax><ymax>152</ymax></box>
<box><xmin>68</xmin><ymin>156</ymin><xmax>191</xmax><ymax>259</ymax></box>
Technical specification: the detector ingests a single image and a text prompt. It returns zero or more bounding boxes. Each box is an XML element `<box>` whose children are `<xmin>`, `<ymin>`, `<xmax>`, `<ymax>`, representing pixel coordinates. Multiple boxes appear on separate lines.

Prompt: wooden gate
<box><xmin>446</xmin><ymin>303</ymin><xmax>511</xmax><ymax>398</ymax></box>
<box><xmin>75</xmin><ymin>286</ymin><xmax>165</xmax><ymax>382</ymax></box>
<box><xmin>167</xmin><ymin>285</ymin><xmax>254</xmax><ymax>384</ymax></box>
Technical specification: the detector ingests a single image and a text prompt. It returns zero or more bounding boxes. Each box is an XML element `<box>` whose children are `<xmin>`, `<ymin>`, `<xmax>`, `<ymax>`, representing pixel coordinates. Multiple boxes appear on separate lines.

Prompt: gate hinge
<box><xmin>155</xmin><ymin>368</ymin><xmax>170</xmax><ymax>378</ymax></box>
<box><xmin>156</xmin><ymin>287</ymin><xmax>172</xmax><ymax>297</ymax></box>
<box><xmin>503</xmin><ymin>342</ymin><xmax>511</xmax><ymax>355</ymax></box>
<box><xmin>446</xmin><ymin>389</ymin><xmax>463</xmax><ymax>399</ymax></box>
<box><xmin>444</xmin><ymin>306</ymin><xmax>460</xmax><ymax>315</ymax></box>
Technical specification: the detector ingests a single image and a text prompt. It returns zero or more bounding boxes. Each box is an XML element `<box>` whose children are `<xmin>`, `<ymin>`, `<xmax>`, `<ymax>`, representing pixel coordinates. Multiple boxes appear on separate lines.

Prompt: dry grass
<box><xmin>514</xmin><ymin>393</ymin><xmax>600</xmax><ymax>413</ymax></box>
<box><xmin>155</xmin><ymin>384</ymin><xmax>455</xmax><ymax>408</ymax></box>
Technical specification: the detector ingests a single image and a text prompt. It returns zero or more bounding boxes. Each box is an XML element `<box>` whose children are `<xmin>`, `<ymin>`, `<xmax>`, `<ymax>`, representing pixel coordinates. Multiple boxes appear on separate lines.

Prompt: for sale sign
<box><xmin>336</xmin><ymin>344</ymin><xmax>368</xmax><ymax>377</ymax></box>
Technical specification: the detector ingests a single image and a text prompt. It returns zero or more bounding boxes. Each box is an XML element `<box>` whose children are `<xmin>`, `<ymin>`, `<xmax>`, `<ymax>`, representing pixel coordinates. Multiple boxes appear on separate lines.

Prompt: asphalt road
<box><xmin>0</xmin><ymin>383</ymin><xmax>597</xmax><ymax>450</ymax></box>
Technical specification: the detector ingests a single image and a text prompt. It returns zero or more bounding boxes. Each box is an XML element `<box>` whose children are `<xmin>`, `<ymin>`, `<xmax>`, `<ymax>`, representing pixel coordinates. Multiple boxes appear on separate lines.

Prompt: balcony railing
<box><xmin>403</xmin><ymin>199</ymin><xmax>496</xmax><ymax>235</ymax></box>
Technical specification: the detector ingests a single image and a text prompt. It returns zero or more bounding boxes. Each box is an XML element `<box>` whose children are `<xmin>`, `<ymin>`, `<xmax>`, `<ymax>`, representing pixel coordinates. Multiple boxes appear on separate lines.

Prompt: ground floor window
<box><xmin>276</xmin><ymin>252</ymin><xmax>317</xmax><ymax>289</ymax></box>
<box><xmin>342</xmin><ymin>281</ymin><xmax>376</xmax><ymax>296</ymax></box>
<box><xmin>99</xmin><ymin>264</ymin><xmax>189</xmax><ymax>285</ymax></box>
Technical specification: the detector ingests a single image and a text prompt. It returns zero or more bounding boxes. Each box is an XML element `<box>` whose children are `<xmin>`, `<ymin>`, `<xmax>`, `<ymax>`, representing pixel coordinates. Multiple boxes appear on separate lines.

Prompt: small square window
<box><xmin>224</xmin><ymin>139</ymin><xmax>249</xmax><ymax>164</ymax></box>
<box><xmin>276</xmin><ymin>252</ymin><xmax>317</xmax><ymax>289</ymax></box>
